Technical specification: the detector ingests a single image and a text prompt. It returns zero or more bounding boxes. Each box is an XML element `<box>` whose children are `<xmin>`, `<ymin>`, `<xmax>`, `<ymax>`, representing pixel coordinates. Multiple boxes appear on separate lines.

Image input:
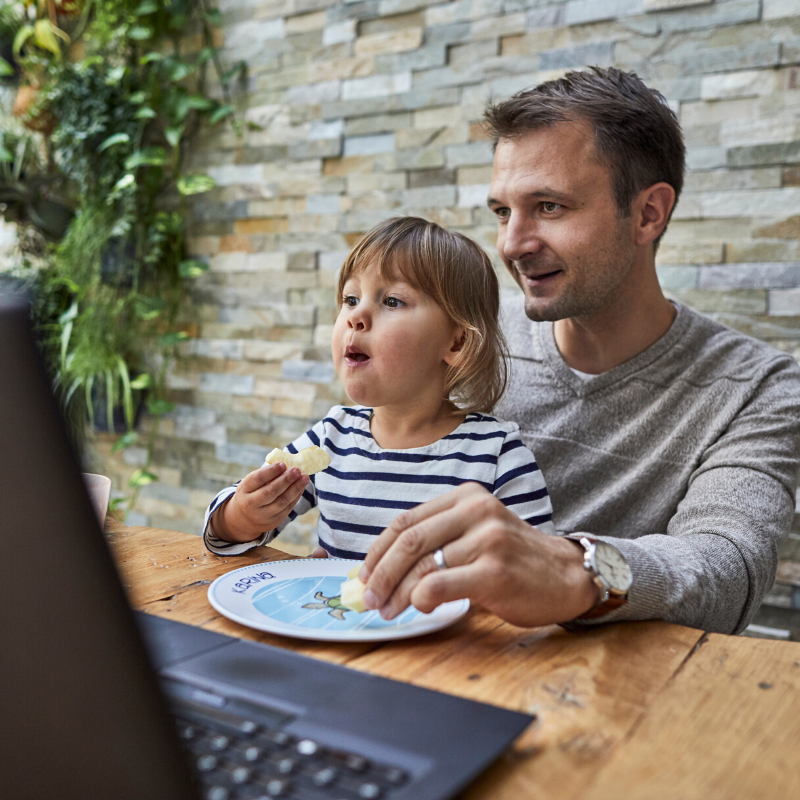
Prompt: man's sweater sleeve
<box><xmin>568</xmin><ymin>358</ymin><xmax>800</xmax><ymax>635</ymax></box>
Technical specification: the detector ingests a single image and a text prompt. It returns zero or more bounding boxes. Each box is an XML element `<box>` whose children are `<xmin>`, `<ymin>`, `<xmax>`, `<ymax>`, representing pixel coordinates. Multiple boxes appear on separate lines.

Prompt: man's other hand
<box><xmin>359</xmin><ymin>483</ymin><xmax>601</xmax><ymax>627</ymax></box>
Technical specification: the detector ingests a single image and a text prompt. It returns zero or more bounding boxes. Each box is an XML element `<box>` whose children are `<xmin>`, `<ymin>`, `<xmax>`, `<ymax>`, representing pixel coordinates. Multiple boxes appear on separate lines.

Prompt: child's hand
<box><xmin>213</xmin><ymin>462</ymin><xmax>309</xmax><ymax>543</ymax></box>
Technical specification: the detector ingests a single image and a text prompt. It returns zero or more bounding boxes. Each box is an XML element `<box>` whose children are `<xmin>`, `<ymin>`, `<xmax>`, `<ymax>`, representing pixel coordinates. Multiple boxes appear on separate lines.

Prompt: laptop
<box><xmin>0</xmin><ymin>294</ymin><xmax>534</xmax><ymax>800</ymax></box>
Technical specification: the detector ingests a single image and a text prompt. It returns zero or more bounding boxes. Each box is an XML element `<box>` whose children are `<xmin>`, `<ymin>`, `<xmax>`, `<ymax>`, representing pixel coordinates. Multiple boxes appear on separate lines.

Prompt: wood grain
<box><xmin>106</xmin><ymin>524</ymin><xmax>800</xmax><ymax>800</ymax></box>
<box><xmin>350</xmin><ymin>615</ymin><xmax>703</xmax><ymax>800</ymax></box>
<box><xmin>580</xmin><ymin>633</ymin><xmax>800</xmax><ymax>800</ymax></box>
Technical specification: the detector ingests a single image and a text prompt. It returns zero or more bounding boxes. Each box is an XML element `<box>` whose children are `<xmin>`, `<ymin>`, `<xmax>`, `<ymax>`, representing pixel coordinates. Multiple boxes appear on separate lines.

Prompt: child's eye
<box><xmin>344</xmin><ymin>295</ymin><xmax>359</xmax><ymax>307</ymax></box>
<box><xmin>384</xmin><ymin>296</ymin><xmax>404</xmax><ymax>309</ymax></box>
<box><xmin>542</xmin><ymin>201</ymin><xmax>561</xmax><ymax>213</ymax></box>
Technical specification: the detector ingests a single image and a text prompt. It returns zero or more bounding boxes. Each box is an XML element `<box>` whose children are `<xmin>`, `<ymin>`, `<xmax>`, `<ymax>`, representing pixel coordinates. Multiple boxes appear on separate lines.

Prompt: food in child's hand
<box><xmin>264</xmin><ymin>445</ymin><xmax>331</xmax><ymax>476</ymax></box>
<box><xmin>340</xmin><ymin>562</ymin><xmax>367</xmax><ymax>613</ymax></box>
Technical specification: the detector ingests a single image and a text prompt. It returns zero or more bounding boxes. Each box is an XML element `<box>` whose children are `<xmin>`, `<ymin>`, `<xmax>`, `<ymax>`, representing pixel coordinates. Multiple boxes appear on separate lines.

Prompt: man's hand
<box><xmin>212</xmin><ymin>462</ymin><xmax>309</xmax><ymax>544</ymax></box>
<box><xmin>359</xmin><ymin>483</ymin><xmax>601</xmax><ymax>627</ymax></box>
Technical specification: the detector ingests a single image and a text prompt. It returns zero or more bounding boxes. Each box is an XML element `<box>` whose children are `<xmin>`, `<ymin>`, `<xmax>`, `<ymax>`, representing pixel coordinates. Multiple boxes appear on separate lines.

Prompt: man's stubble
<box><xmin>517</xmin><ymin>216</ymin><xmax>637</xmax><ymax>323</ymax></box>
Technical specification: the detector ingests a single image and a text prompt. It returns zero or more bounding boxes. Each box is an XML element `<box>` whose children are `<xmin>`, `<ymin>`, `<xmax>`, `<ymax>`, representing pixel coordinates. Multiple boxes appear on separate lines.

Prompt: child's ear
<box><xmin>444</xmin><ymin>328</ymin><xmax>467</xmax><ymax>365</ymax></box>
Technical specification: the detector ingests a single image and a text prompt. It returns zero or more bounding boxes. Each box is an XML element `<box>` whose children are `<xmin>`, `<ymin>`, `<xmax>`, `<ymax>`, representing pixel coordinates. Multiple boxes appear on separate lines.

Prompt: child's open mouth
<box><xmin>345</xmin><ymin>345</ymin><xmax>370</xmax><ymax>367</ymax></box>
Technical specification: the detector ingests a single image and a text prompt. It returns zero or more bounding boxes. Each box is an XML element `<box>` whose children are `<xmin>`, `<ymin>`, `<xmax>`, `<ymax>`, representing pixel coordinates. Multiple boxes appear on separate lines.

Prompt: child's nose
<box><xmin>348</xmin><ymin>305</ymin><xmax>370</xmax><ymax>330</ymax></box>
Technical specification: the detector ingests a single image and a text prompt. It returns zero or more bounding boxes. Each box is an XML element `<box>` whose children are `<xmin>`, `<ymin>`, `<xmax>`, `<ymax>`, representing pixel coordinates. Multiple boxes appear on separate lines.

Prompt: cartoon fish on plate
<box><xmin>302</xmin><ymin>591</ymin><xmax>353</xmax><ymax>621</ymax></box>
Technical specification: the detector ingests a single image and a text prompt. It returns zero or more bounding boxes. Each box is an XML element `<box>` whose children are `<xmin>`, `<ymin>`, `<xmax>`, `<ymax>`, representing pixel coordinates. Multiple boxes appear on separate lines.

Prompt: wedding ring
<box><xmin>433</xmin><ymin>548</ymin><xmax>448</xmax><ymax>571</ymax></box>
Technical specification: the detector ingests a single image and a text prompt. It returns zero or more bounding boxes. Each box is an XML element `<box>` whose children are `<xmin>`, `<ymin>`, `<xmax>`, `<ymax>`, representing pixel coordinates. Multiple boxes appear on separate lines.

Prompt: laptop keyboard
<box><xmin>168</xmin><ymin>690</ymin><xmax>409</xmax><ymax>800</ymax></box>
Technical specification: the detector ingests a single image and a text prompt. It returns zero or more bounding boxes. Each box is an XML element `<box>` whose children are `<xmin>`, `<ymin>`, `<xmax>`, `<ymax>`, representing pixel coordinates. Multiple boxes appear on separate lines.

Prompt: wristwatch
<box><xmin>574</xmin><ymin>537</ymin><xmax>632</xmax><ymax>620</ymax></box>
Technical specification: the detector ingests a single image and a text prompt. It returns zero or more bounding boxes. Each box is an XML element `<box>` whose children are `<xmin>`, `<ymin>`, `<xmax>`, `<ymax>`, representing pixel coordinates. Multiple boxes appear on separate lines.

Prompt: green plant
<box><xmin>5</xmin><ymin>0</ymin><xmax>247</xmax><ymax>518</ymax></box>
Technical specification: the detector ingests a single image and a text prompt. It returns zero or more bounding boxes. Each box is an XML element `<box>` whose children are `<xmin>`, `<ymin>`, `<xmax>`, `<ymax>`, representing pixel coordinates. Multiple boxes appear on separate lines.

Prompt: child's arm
<box><xmin>492</xmin><ymin>426</ymin><xmax>556</xmax><ymax>535</ymax></box>
<box><xmin>203</xmin><ymin>422</ymin><xmax>326</xmax><ymax>555</ymax></box>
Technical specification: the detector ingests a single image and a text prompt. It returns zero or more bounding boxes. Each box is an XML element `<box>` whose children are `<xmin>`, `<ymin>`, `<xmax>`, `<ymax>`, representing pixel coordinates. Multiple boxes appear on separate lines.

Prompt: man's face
<box><xmin>488</xmin><ymin>121</ymin><xmax>637</xmax><ymax>322</ymax></box>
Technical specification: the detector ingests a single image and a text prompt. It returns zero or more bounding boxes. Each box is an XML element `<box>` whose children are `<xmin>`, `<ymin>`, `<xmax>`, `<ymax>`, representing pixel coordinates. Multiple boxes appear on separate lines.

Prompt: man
<box><xmin>358</xmin><ymin>66</ymin><xmax>800</xmax><ymax>635</ymax></box>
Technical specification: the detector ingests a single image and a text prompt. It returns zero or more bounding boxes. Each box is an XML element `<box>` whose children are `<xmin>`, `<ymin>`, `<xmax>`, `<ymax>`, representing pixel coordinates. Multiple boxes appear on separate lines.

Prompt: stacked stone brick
<box><xmin>90</xmin><ymin>0</ymin><xmax>800</xmax><ymax>557</ymax></box>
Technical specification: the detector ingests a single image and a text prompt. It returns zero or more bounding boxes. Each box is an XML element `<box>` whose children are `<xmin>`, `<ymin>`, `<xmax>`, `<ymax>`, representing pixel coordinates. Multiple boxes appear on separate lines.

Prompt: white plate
<box><xmin>207</xmin><ymin>559</ymin><xmax>469</xmax><ymax>642</ymax></box>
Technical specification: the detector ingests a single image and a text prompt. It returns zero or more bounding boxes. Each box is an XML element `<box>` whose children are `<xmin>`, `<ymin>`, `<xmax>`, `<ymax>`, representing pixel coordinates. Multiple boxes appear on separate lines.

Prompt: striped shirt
<box><xmin>203</xmin><ymin>405</ymin><xmax>554</xmax><ymax>558</ymax></box>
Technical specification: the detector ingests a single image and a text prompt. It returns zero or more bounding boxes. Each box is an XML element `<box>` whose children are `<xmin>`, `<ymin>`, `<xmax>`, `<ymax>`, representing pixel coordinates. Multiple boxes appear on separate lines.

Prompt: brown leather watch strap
<box><xmin>575</xmin><ymin>592</ymin><xmax>628</xmax><ymax>620</ymax></box>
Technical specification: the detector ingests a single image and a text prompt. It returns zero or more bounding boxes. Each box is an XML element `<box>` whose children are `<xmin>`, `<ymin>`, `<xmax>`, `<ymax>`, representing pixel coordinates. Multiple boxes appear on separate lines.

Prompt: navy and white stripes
<box><xmin>203</xmin><ymin>405</ymin><xmax>554</xmax><ymax>558</ymax></box>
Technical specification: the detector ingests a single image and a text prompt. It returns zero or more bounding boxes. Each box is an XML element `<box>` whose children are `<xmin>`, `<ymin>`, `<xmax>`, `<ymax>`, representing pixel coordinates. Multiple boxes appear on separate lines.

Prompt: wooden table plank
<box><xmin>349</xmin><ymin>616</ymin><xmax>703</xmax><ymax>800</ymax></box>
<box><xmin>107</xmin><ymin>524</ymin><xmax>377</xmax><ymax>664</ymax></box>
<box><xmin>579</xmin><ymin>633</ymin><xmax>800</xmax><ymax>800</ymax></box>
<box><xmin>109</xmin><ymin>524</ymin><xmax>798</xmax><ymax>800</ymax></box>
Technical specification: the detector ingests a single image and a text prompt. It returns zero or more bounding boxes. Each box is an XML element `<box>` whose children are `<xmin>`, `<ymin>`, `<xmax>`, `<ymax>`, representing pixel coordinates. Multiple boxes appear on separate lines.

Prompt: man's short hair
<box><xmin>483</xmin><ymin>66</ymin><xmax>685</xmax><ymax>250</ymax></box>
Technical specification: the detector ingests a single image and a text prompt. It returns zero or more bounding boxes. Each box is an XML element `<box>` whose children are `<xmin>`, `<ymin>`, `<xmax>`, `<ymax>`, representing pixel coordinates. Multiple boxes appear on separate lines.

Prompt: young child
<box><xmin>203</xmin><ymin>216</ymin><xmax>554</xmax><ymax>559</ymax></box>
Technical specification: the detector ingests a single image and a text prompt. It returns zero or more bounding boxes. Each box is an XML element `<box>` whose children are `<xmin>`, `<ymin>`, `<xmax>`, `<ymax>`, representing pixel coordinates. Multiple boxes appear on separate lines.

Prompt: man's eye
<box><xmin>542</xmin><ymin>201</ymin><xmax>561</xmax><ymax>213</ymax></box>
<box><xmin>493</xmin><ymin>207</ymin><xmax>510</xmax><ymax>219</ymax></box>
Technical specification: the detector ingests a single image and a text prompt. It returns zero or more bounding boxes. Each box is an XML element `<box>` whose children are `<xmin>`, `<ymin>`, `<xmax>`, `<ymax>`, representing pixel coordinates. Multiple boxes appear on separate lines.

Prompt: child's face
<box><xmin>332</xmin><ymin>264</ymin><xmax>462</xmax><ymax>410</ymax></box>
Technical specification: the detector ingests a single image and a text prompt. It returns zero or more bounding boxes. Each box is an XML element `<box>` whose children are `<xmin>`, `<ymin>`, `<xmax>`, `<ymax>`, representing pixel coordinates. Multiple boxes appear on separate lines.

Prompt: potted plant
<box><xmin>4</xmin><ymin>0</ymin><xmax>247</xmax><ymax>516</ymax></box>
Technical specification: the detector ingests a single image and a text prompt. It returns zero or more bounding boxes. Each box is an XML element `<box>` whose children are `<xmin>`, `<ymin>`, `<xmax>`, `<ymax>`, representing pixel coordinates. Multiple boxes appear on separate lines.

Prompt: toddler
<box><xmin>204</xmin><ymin>216</ymin><xmax>554</xmax><ymax>559</ymax></box>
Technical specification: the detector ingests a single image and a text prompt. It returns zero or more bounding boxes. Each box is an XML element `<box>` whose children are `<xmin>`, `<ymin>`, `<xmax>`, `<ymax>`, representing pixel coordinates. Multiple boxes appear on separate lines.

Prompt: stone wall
<box><xmin>92</xmin><ymin>0</ymin><xmax>800</xmax><ymax>555</ymax></box>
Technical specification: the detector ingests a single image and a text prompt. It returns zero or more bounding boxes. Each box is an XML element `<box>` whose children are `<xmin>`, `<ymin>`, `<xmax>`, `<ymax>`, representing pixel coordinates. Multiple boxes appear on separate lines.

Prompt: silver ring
<box><xmin>433</xmin><ymin>548</ymin><xmax>448</xmax><ymax>571</ymax></box>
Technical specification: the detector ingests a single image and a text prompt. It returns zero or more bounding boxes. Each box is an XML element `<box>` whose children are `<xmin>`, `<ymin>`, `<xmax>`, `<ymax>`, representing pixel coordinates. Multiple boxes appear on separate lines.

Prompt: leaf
<box><xmin>197</xmin><ymin>47</ymin><xmax>215</xmax><ymax>64</ymax></box>
<box><xmin>112</xmin><ymin>431</ymin><xmax>138</xmax><ymax>453</ymax></box>
<box><xmin>165</xmin><ymin>125</ymin><xmax>184</xmax><ymax>148</ymax></box>
<box><xmin>105</xmin><ymin>368</ymin><xmax>115</xmax><ymax>433</ymax></box>
<box><xmin>129</xmin><ymin>90</ymin><xmax>147</xmax><ymax>104</ymax></box>
<box><xmin>178</xmin><ymin>259</ymin><xmax>209</xmax><ymax>278</ymax></box>
<box><xmin>203</xmin><ymin>8</ymin><xmax>223</xmax><ymax>26</ymax></box>
<box><xmin>117</xmin><ymin>356</ymin><xmax>134</xmax><ymax>430</ymax></box>
<box><xmin>60</xmin><ymin>318</ymin><xmax>73</xmax><ymax>370</ymax></box>
<box><xmin>222</xmin><ymin>60</ymin><xmax>247</xmax><ymax>85</ymax></box>
<box><xmin>166</xmin><ymin>60</ymin><xmax>196</xmax><ymax>82</ymax></box>
<box><xmin>246</xmin><ymin>120</ymin><xmax>264</xmax><ymax>131</ymax></box>
<box><xmin>113</xmin><ymin>173</ymin><xmax>136</xmax><ymax>191</ymax></box>
<box><xmin>106</xmin><ymin>65</ymin><xmax>126</xmax><ymax>83</ymax></box>
<box><xmin>0</xmin><ymin>146</ymin><xmax>12</xmax><ymax>163</ymax></box>
<box><xmin>139</xmin><ymin>52</ymin><xmax>164</xmax><ymax>64</ymax></box>
<box><xmin>177</xmin><ymin>173</ymin><xmax>217</xmax><ymax>195</ymax></box>
<box><xmin>129</xmin><ymin>468</ymin><xmax>158</xmax><ymax>487</ymax></box>
<box><xmin>136</xmin><ymin>0</ymin><xmax>159</xmax><ymax>14</ymax></box>
<box><xmin>125</xmin><ymin>147</ymin><xmax>168</xmax><ymax>169</ymax></box>
<box><xmin>147</xmin><ymin>399</ymin><xmax>175</xmax><ymax>416</ymax></box>
<box><xmin>209</xmin><ymin>104</ymin><xmax>233</xmax><ymax>125</ymax></box>
<box><xmin>13</xmin><ymin>25</ymin><xmax>35</xmax><ymax>57</ymax></box>
<box><xmin>159</xmin><ymin>331</ymin><xmax>190</xmax><ymax>348</ymax></box>
<box><xmin>129</xmin><ymin>373</ymin><xmax>152</xmax><ymax>390</ymax></box>
<box><xmin>135</xmin><ymin>296</ymin><xmax>165</xmax><ymax>320</ymax></box>
<box><xmin>64</xmin><ymin>376</ymin><xmax>83</xmax><ymax>410</ymax></box>
<box><xmin>85</xmin><ymin>375</ymin><xmax>95</xmax><ymax>429</ymax></box>
<box><xmin>129</xmin><ymin>26</ymin><xmax>153</xmax><ymax>41</ymax></box>
<box><xmin>34</xmin><ymin>19</ymin><xmax>69</xmax><ymax>57</ymax></box>
<box><xmin>0</xmin><ymin>57</ymin><xmax>14</xmax><ymax>77</ymax></box>
<box><xmin>134</xmin><ymin>106</ymin><xmax>157</xmax><ymax>120</ymax></box>
<box><xmin>98</xmin><ymin>132</ymin><xmax>130</xmax><ymax>152</ymax></box>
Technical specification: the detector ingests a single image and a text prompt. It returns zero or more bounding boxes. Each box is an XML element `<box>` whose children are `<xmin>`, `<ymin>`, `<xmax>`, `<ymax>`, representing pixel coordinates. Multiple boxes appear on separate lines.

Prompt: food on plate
<box><xmin>339</xmin><ymin>562</ymin><xmax>367</xmax><ymax>613</ymax></box>
<box><xmin>264</xmin><ymin>445</ymin><xmax>331</xmax><ymax>476</ymax></box>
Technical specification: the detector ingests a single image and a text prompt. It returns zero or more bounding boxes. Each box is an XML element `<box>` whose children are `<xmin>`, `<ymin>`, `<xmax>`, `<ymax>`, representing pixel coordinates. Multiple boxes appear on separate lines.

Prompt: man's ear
<box><xmin>634</xmin><ymin>182</ymin><xmax>676</xmax><ymax>247</ymax></box>
<box><xmin>444</xmin><ymin>328</ymin><xmax>467</xmax><ymax>365</ymax></box>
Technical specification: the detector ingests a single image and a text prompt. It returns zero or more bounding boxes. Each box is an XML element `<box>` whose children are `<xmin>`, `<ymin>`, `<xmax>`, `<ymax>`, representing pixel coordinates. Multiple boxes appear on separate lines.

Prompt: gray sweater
<box><xmin>495</xmin><ymin>297</ymin><xmax>800</xmax><ymax>634</ymax></box>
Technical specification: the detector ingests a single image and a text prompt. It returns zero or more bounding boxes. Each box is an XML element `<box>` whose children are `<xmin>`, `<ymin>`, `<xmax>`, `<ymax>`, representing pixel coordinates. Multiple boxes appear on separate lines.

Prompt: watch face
<box><xmin>593</xmin><ymin>541</ymin><xmax>632</xmax><ymax>593</ymax></box>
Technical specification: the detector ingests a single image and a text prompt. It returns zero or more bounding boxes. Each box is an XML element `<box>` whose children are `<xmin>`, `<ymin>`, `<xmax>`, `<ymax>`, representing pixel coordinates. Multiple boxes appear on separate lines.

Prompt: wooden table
<box><xmin>107</xmin><ymin>523</ymin><xmax>800</xmax><ymax>800</ymax></box>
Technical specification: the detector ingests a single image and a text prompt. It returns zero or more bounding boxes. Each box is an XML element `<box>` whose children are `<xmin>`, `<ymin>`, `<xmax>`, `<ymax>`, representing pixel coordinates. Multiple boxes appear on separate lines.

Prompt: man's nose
<box><xmin>501</xmin><ymin>213</ymin><xmax>544</xmax><ymax>263</ymax></box>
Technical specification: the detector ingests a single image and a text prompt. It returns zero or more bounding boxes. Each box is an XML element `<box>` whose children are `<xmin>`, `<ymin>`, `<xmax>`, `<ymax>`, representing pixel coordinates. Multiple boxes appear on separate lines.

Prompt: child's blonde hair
<box><xmin>337</xmin><ymin>216</ymin><xmax>508</xmax><ymax>414</ymax></box>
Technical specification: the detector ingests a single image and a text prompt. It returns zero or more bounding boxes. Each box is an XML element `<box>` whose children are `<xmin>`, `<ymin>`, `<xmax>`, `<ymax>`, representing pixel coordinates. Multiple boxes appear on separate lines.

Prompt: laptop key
<box><xmin>296</xmin><ymin>739</ymin><xmax>321</xmax><ymax>757</ymax></box>
<box><xmin>276</xmin><ymin>757</ymin><xmax>297</xmax><ymax>774</ymax></box>
<box><xmin>378</xmin><ymin>767</ymin><xmax>407</xmax><ymax>786</ymax></box>
<box><xmin>210</xmin><ymin>735</ymin><xmax>231</xmax><ymax>751</ymax></box>
<box><xmin>197</xmin><ymin>754</ymin><xmax>219</xmax><ymax>772</ymax></box>
<box><xmin>312</xmin><ymin>767</ymin><xmax>337</xmax><ymax>787</ymax></box>
<box><xmin>262</xmin><ymin>778</ymin><xmax>292</xmax><ymax>797</ymax></box>
<box><xmin>357</xmin><ymin>783</ymin><xmax>382</xmax><ymax>799</ymax></box>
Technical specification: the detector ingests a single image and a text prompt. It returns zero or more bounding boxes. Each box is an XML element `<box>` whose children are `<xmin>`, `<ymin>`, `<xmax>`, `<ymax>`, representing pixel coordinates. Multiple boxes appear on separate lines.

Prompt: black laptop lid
<box><xmin>0</xmin><ymin>296</ymin><xmax>198</xmax><ymax>800</ymax></box>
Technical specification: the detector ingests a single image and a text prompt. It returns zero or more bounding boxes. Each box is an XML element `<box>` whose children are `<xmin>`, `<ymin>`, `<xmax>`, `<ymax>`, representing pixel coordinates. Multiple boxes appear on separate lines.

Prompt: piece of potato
<box><xmin>346</xmin><ymin>563</ymin><xmax>362</xmax><ymax>580</ymax></box>
<box><xmin>340</xmin><ymin>576</ymin><xmax>367</xmax><ymax>613</ymax></box>
<box><xmin>264</xmin><ymin>445</ymin><xmax>331</xmax><ymax>476</ymax></box>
